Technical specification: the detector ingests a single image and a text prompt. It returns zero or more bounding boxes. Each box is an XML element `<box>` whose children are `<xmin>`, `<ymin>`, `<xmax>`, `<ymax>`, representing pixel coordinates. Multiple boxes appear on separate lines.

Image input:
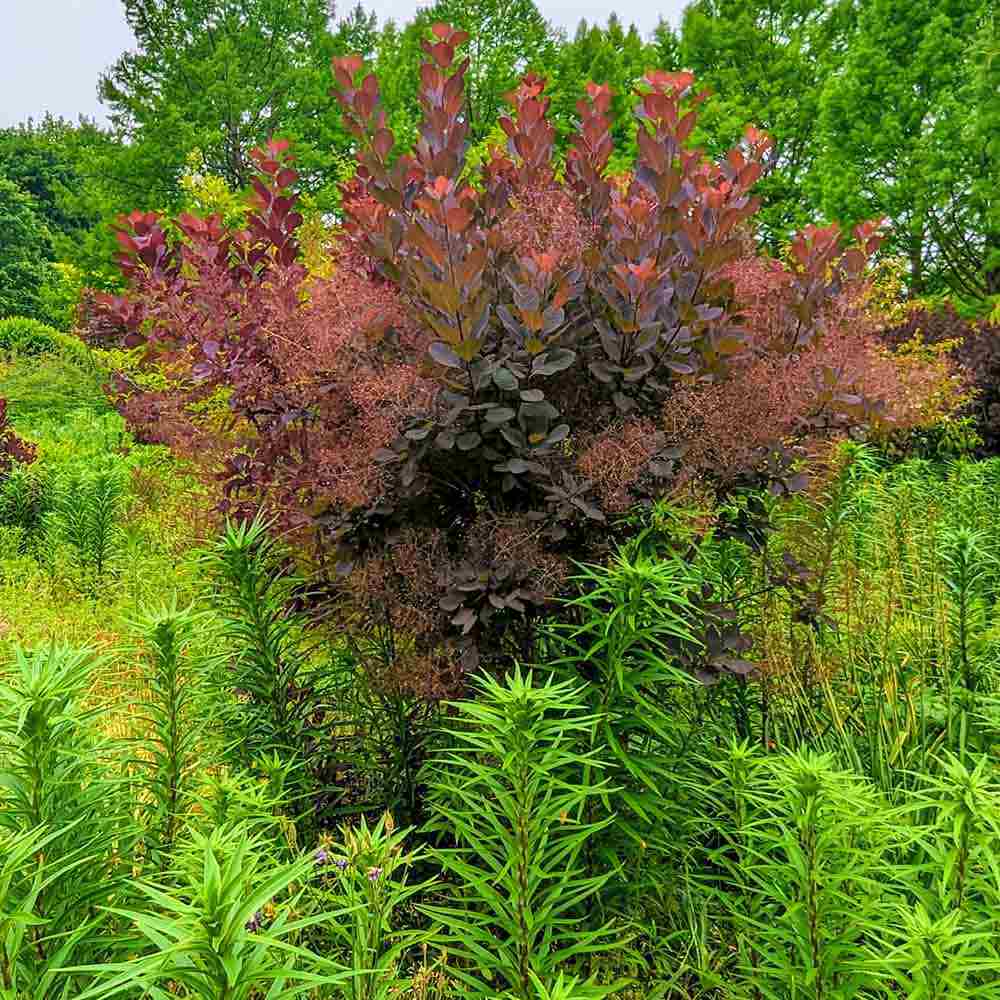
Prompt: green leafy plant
<box><xmin>940</xmin><ymin>526</ymin><xmax>995</xmax><ymax>697</ymax></box>
<box><xmin>0</xmin><ymin>644</ymin><xmax>132</xmax><ymax>998</ymax></box>
<box><xmin>0</xmin><ymin>316</ymin><xmax>67</xmax><ymax>359</ymax></box>
<box><xmin>863</xmin><ymin>752</ymin><xmax>1000</xmax><ymax>999</ymax></box>
<box><xmin>75</xmin><ymin>824</ymin><xmax>350</xmax><ymax>1000</ymax></box>
<box><xmin>206</xmin><ymin>515</ymin><xmax>345</xmax><ymax>824</ymax></box>
<box><xmin>44</xmin><ymin>463</ymin><xmax>128</xmax><ymax>592</ymax></box>
<box><xmin>912</xmin><ymin>754</ymin><xmax>1000</xmax><ymax>917</ymax></box>
<box><xmin>423</xmin><ymin>669</ymin><xmax>624</xmax><ymax>999</ymax></box>
<box><xmin>125</xmin><ymin>598</ymin><xmax>216</xmax><ymax>864</ymax></box>
<box><xmin>711</xmin><ymin>749</ymin><xmax>900</xmax><ymax>999</ymax></box>
<box><xmin>871</xmin><ymin>902</ymin><xmax>996</xmax><ymax>1000</ymax></box>
<box><xmin>312</xmin><ymin>812</ymin><xmax>435</xmax><ymax>1000</ymax></box>
<box><xmin>0</xmin><ymin>821</ymin><xmax>104</xmax><ymax>1000</ymax></box>
<box><xmin>550</xmin><ymin>549</ymin><xmax>701</xmax><ymax>878</ymax></box>
<box><xmin>0</xmin><ymin>463</ymin><xmax>49</xmax><ymax>550</ymax></box>
<box><xmin>192</xmin><ymin>759</ymin><xmax>300</xmax><ymax>847</ymax></box>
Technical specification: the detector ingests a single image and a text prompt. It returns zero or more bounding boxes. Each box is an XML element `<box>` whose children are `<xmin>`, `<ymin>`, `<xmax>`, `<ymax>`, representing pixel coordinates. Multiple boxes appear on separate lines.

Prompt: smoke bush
<box><xmin>85</xmin><ymin>23</ymin><xmax>959</xmax><ymax>677</ymax></box>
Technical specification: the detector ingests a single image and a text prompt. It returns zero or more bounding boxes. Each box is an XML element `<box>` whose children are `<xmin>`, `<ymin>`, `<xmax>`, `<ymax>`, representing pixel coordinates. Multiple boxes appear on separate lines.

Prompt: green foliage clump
<box><xmin>205</xmin><ymin>515</ymin><xmax>349</xmax><ymax>823</ymax></box>
<box><xmin>0</xmin><ymin>644</ymin><xmax>133</xmax><ymax>998</ymax></box>
<box><xmin>36</xmin><ymin>260</ymin><xmax>86</xmax><ymax>331</ymax></box>
<box><xmin>0</xmin><ymin>463</ymin><xmax>49</xmax><ymax>549</ymax></box>
<box><xmin>76</xmin><ymin>825</ymin><xmax>350</xmax><ymax>1000</ymax></box>
<box><xmin>124</xmin><ymin>600</ymin><xmax>214</xmax><ymax>863</ymax></box>
<box><xmin>0</xmin><ymin>318</ymin><xmax>92</xmax><ymax>383</ymax></box>
<box><xmin>0</xmin><ymin>177</ymin><xmax>53</xmax><ymax>323</ymax></box>
<box><xmin>45</xmin><ymin>463</ymin><xmax>129</xmax><ymax>593</ymax></box>
<box><xmin>0</xmin><ymin>315</ymin><xmax>61</xmax><ymax>357</ymax></box>
<box><xmin>0</xmin><ymin>355</ymin><xmax>104</xmax><ymax>425</ymax></box>
<box><xmin>424</xmin><ymin>669</ymin><xmax>623</xmax><ymax>999</ymax></box>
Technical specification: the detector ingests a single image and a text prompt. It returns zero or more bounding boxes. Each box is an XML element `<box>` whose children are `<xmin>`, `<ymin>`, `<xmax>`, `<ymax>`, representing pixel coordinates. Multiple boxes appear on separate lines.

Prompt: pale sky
<box><xmin>0</xmin><ymin>0</ymin><xmax>687</xmax><ymax>129</ymax></box>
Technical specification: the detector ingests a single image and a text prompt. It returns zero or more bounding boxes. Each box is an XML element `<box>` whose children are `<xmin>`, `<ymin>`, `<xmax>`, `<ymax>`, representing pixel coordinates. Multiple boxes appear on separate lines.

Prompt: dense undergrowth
<box><xmin>3</xmin><ymin>23</ymin><xmax>1000</xmax><ymax>1000</ymax></box>
<box><xmin>4</xmin><ymin>337</ymin><xmax>1000</xmax><ymax>998</ymax></box>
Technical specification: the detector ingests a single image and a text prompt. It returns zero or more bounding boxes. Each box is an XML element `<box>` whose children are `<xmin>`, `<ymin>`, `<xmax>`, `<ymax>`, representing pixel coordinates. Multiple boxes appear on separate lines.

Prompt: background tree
<box><xmin>0</xmin><ymin>116</ymin><xmax>126</xmax><ymax>290</ymax></box>
<box><xmin>920</xmin><ymin>8</ymin><xmax>999</xmax><ymax>299</ymax></box>
<box><xmin>0</xmin><ymin>117</ymin><xmax>98</xmax><ymax>239</ymax></box>
<box><xmin>975</xmin><ymin>13</ymin><xmax>1000</xmax><ymax>297</ymax></box>
<box><xmin>818</xmin><ymin>0</ymin><xmax>986</xmax><ymax>295</ymax></box>
<box><xmin>651</xmin><ymin>16</ymin><xmax>681</xmax><ymax>71</ymax></box>
<box><xmin>333</xmin><ymin>1</ymin><xmax>380</xmax><ymax>60</ymax></box>
<box><xmin>678</xmin><ymin>0</ymin><xmax>852</xmax><ymax>247</ymax></box>
<box><xmin>0</xmin><ymin>178</ymin><xmax>54</xmax><ymax>321</ymax></box>
<box><xmin>99</xmin><ymin>0</ymin><xmax>346</xmax><ymax>210</ymax></box>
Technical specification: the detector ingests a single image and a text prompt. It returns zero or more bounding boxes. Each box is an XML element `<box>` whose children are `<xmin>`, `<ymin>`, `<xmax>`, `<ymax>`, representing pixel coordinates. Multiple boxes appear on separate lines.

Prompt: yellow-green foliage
<box><xmin>296</xmin><ymin>191</ymin><xmax>339</xmax><ymax>280</ymax></box>
<box><xmin>183</xmin><ymin>383</ymin><xmax>234</xmax><ymax>432</ymax></box>
<box><xmin>178</xmin><ymin>148</ymin><xmax>247</xmax><ymax>227</ymax></box>
<box><xmin>862</xmin><ymin>254</ymin><xmax>911</xmax><ymax>324</ymax></box>
<box><xmin>94</xmin><ymin>344</ymin><xmax>173</xmax><ymax>392</ymax></box>
<box><xmin>875</xmin><ymin>331</ymin><xmax>974</xmax><ymax>453</ymax></box>
<box><xmin>38</xmin><ymin>260</ymin><xmax>86</xmax><ymax>331</ymax></box>
<box><xmin>0</xmin><ymin>357</ymin><xmax>212</xmax><ymax>660</ymax></box>
<box><xmin>461</xmin><ymin>123</ymin><xmax>509</xmax><ymax>189</ymax></box>
<box><xmin>0</xmin><ymin>315</ymin><xmax>91</xmax><ymax>366</ymax></box>
<box><xmin>0</xmin><ymin>353</ymin><xmax>105</xmax><ymax>421</ymax></box>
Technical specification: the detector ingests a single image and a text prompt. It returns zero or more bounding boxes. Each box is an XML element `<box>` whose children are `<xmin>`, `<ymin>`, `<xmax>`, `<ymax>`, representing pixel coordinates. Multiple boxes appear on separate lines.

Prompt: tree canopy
<box><xmin>99</xmin><ymin>0</ymin><xmax>343</xmax><ymax>205</ymax></box>
<box><xmin>0</xmin><ymin>177</ymin><xmax>54</xmax><ymax>321</ymax></box>
<box><xmin>818</xmin><ymin>0</ymin><xmax>990</xmax><ymax>295</ymax></box>
<box><xmin>0</xmin><ymin>0</ymin><xmax>992</xmax><ymax>309</ymax></box>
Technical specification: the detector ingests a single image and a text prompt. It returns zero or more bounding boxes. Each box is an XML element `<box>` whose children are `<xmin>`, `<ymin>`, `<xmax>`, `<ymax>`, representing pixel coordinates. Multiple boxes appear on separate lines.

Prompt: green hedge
<box><xmin>0</xmin><ymin>316</ymin><xmax>91</xmax><ymax>365</ymax></box>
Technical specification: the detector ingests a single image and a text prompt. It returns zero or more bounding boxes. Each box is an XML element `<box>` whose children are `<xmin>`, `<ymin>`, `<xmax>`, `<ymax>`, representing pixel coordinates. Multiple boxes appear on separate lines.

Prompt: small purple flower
<box><xmin>314</xmin><ymin>848</ymin><xmax>329</xmax><ymax>866</ymax></box>
<box><xmin>245</xmin><ymin>911</ymin><xmax>262</xmax><ymax>932</ymax></box>
<box><xmin>367</xmin><ymin>866</ymin><xmax>383</xmax><ymax>882</ymax></box>
<box><xmin>334</xmin><ymin>857</ymin><xmax>349</xmax><ymax>871</ymax></box>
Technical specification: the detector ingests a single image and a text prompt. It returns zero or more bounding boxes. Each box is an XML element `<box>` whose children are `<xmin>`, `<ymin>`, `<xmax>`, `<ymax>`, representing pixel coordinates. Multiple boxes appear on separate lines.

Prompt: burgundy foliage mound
<box><xmin>87</xmin><ymin>24</ymin><xmax>951</xmax><ymax>688</ymax></box>
<box><xmin>0</xmin><ymin>399</ymin><xmax>35</xmax><ymax>479</ymax></box>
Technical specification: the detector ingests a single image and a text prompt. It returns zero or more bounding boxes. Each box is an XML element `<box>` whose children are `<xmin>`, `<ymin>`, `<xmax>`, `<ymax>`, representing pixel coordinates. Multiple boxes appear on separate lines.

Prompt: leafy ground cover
<box><xmin>0</xmin><ymin>343</ymin><xmax>213</xmax><ymax>734</ymax></box>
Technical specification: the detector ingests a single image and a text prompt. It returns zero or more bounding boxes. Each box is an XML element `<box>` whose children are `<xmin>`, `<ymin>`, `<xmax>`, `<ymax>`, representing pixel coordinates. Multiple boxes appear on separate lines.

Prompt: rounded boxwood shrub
<box><xmin>0</xmin><ymin>315</ymin><xmax>90</xmax><ymax>365</ymax></box>
<box><xmin>0</xmin><ymin>316</ymin><xmax>60</xmax><ymax>356</ymax></box>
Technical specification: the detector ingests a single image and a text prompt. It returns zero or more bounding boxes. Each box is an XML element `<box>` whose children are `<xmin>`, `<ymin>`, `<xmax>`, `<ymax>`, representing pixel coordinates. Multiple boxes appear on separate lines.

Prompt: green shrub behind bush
<box><xmin>0</xmin><ymin>315</ymin><xmax>90</xmax><ymax>366</ymax></box>
<box><xmin>0</xmin><ymin>355</ymin><xmax>106</xmax><ymax>421</ymax></box>
<box><xmin>0</xmin><ymin>315</ymin><xmax>60</xmax><ymax>356</ymax></box>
